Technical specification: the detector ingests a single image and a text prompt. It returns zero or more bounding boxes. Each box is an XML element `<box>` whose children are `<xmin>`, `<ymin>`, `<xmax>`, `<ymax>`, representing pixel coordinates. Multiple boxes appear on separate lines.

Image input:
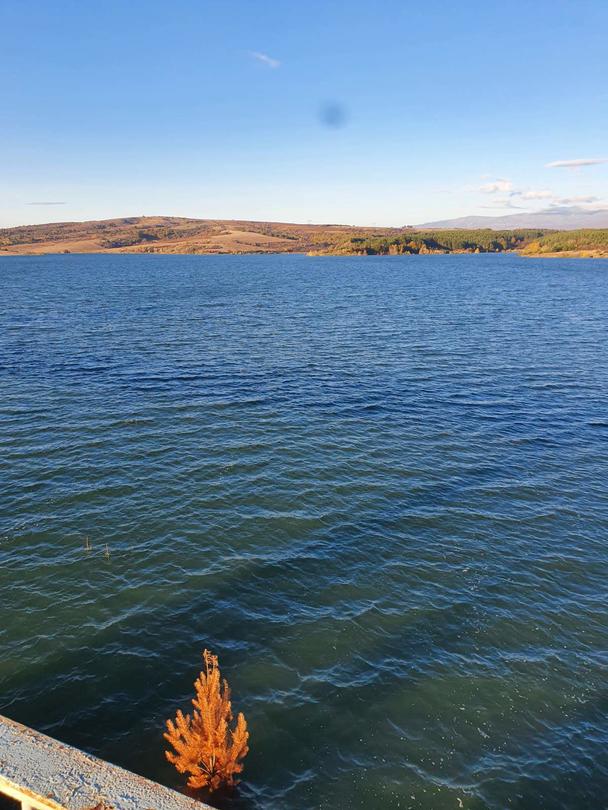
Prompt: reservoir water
<box><xmin>1</xmin><ymin>253</ymin><xmax>608</xmax><ymax>809</ymax></box>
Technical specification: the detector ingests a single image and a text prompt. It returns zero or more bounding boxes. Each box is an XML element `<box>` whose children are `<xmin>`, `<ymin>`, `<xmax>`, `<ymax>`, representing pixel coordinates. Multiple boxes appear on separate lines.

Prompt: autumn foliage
<box><xmin>164</xmin><ymin>649</ymin><xmax>249</xmax><ymax>792</ymax></box>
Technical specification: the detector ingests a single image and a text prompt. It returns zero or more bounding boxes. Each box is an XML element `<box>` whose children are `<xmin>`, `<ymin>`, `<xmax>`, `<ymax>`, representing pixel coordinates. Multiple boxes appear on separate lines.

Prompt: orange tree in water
<box><xmin>164</xmin><ymin>650</ymin><xmax>249</xmax><ymax>792</ymax></box>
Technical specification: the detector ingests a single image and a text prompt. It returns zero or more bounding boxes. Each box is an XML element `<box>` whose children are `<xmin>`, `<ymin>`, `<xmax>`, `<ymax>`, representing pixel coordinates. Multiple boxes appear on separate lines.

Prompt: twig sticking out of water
<box><xmin>104</xmin><ymin>544</ymin><xmax>111</xmax><ymax>560</ymax></box>
<box><xmin>84</xmin><ymin>536</ymin><xmax>92</xmax><ymax>552</ymax></box>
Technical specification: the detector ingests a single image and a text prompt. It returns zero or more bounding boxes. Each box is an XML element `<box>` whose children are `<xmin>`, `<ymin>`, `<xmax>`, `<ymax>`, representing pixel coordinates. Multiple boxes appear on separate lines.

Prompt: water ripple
<box><xmin>1</xmin><ymin>253</ymin><xmax>608</xmax><ymax>809</ymax></box>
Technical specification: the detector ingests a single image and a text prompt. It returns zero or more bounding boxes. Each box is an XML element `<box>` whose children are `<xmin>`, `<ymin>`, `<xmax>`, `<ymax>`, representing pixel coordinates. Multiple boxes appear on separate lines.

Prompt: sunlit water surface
<box><xmin>1</xmin><ymin>253</ymin><xmax>608</xmax><ymax>810</ymax></box>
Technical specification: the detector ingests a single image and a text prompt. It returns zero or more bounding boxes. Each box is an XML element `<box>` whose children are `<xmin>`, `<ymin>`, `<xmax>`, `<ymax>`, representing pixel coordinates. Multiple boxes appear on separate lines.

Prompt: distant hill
<box><xmin>419</xmin><ymin>206</ymin><xmax>608</xmax><ymax>231</ymax></box>
<box><xmin>0</xmin><ymin>216</ymin><xmax>547</xmax><ymax>256</ymax></box>
<box><xmin>0</xmin><ymin>216</ymin><xmax>366</xmax><ymax>256</ymax></box>
<box><xmin>2</xmin><ymin>212</ymin><xmax>607</xmax><ymax>257</ymax></box>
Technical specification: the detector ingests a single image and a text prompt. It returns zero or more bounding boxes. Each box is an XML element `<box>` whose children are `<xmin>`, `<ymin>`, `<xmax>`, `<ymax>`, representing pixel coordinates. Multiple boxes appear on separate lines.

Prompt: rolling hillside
<box><xmin>0</xmin><ymin>216</ymin><xmax>401</xmax><ymax>256</ymax></box>
<box><xmin>0</xmin><ymin>216</ymin><xmax>548</xmax><ymax>256</ymax></box>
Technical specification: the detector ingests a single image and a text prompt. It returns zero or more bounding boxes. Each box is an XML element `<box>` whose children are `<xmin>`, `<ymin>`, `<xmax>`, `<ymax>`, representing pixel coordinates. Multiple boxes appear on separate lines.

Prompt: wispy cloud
<box><xmin>554</xmin><ymin>195</ymin><xmax>601</xmax><ymax>204</ymax></box>
<box><xmin>541</xmin><ymin>204</ymin><xmax>608</xmax><ymax>214</ymax></box>
<box><xmin>472</xmin><ymin>173</ymin><xmax>606</xmax><ymax>214</ymax></box>
<box><xmin>481</xmin><ymin>198</ymin><xmax>523</xmax><ymax>210</ymax></box>
<box><xmin>249</xmin><ymin>51</ymin><xmax>280</xmax><ymax>69</ymax></box>
<box><xmin>545</xmin><ymin>158</ymin><xmax>608</xmax><ymax>168</ymax></box>
<box><xmin>26</xmin><ymin>201</ymin><xmax>66</xmax><ymax>205</ymax></box>
<box><xmin>479</xmin><ymin>178</ymin><xmax>513</xmax><ymax>193</ymax></box>
<box><xmin>512</xmin><ymin>189</ymin><xmax>553</xmax><ymax>200</ymax></box>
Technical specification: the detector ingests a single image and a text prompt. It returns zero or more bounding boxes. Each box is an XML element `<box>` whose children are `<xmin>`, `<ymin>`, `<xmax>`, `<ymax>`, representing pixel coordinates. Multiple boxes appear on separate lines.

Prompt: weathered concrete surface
<box><xmin>0</xmin><ymin>714</ymin><xmax>212</xmax><ymax>810</ymax></box>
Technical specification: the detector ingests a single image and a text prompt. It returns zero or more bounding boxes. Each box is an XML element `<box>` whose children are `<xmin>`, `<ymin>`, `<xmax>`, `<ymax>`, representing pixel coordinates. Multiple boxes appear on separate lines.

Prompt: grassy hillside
<box><xmin>0</xmin><ymin>216</ymin><xmax>551</xmax><ymax>256</ymax></box>
<box><xmin>522</xmin><ymin>229</ymin><xmax>608</xmax><ymax>257</ymax></box>
<box><xmin>0</xmin><ymin>216</ymin><xmax>402</xmax><ymax>256</ymax></box>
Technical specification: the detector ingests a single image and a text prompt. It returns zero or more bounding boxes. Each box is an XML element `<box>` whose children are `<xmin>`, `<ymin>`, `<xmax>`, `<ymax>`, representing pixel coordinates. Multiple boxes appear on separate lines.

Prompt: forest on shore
<box><xmin>521</xmin><ymin>230</ymin><xmax>608</xmax><ymax>257</ymax></box>
<box><xmin>1</xmin><ymin>216</ymin><xmax>607</xmax><ymax>258</ymax></box>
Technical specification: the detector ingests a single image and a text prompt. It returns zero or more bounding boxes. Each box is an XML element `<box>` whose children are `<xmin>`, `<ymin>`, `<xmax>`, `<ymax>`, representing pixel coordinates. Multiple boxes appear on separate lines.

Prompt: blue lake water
<box><xmin>1</xmin><ymin>252</ymin><xmax>608</xmax><ymax>809</ymax></box>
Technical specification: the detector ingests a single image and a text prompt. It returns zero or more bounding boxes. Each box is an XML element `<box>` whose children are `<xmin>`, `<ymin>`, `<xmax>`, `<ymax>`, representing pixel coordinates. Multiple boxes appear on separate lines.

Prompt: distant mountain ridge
<box><xmin>419</xmin><ymin>206</ymin><xmax>608</xmax><ymax>231</ymax></box>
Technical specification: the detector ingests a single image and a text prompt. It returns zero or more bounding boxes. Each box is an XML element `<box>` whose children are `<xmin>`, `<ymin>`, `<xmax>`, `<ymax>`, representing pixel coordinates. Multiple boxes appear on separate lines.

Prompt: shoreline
<box><xmin>2</xmin><ymin>248</ymin><xmax>608</xmax><ymax>259</ymax></box>
<box><xmin>521</xmin><ymin>249</ymin><xmax>608</xmax><ymax>259</ymax></box>
<box><xmin>3</xmin><ymin>217</ymin><xmax>607</xmax><ymax>259</ymax></box>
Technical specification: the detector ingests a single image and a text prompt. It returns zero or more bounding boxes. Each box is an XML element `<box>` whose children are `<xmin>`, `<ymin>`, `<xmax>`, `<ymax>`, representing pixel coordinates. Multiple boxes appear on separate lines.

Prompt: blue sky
<box><xmin>1</xmin><ymin>0</ymin><xmax>607</xmax><ymax>227</ymax></box>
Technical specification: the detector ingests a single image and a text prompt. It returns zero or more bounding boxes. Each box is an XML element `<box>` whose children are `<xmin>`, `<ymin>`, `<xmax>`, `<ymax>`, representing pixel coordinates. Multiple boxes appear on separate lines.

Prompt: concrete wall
<box><xmin>0</xmin><ymin>714</ymin><xmax>212</xmax><ymax>810</ymax></box>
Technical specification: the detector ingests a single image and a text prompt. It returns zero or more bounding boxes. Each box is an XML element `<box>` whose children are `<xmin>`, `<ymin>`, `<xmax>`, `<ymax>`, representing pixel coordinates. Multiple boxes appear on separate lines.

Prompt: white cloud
<box><xmin>249</xmin><ymin>51</ymin><xmax>280</xmax><ymax>69</ymax></box>
<box><xmin>479</xmin><ymin>178</ymin><xmax>513</xmax><ymax>193</ymax></box>
<box><xmin>481</xmin><ymin>198</ymin><xmax>523</xmax><ymax>210</ymax></box>
<box><xmin>543</xmin><ymin>204</ymin><xmax>608</xmax><ymax>214</ymax></box>
<box><xmin>554</xmin><ymin>195</ymin><xmax>600</xmax><ymax>204</ymax></box>
<box><xmin>513</xmin><ymin>189</ymin><xmax>553</xmax><ymax>200</ymax></box>
<box><xmin>471</xmin><ymin>172</ymin><xmax>606</xmax><ymax>214</ymax></box>
<box><xmin>545</xmin><ymin>158</ymin><xmax>608</xmax><ymax>168</ymax></box>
